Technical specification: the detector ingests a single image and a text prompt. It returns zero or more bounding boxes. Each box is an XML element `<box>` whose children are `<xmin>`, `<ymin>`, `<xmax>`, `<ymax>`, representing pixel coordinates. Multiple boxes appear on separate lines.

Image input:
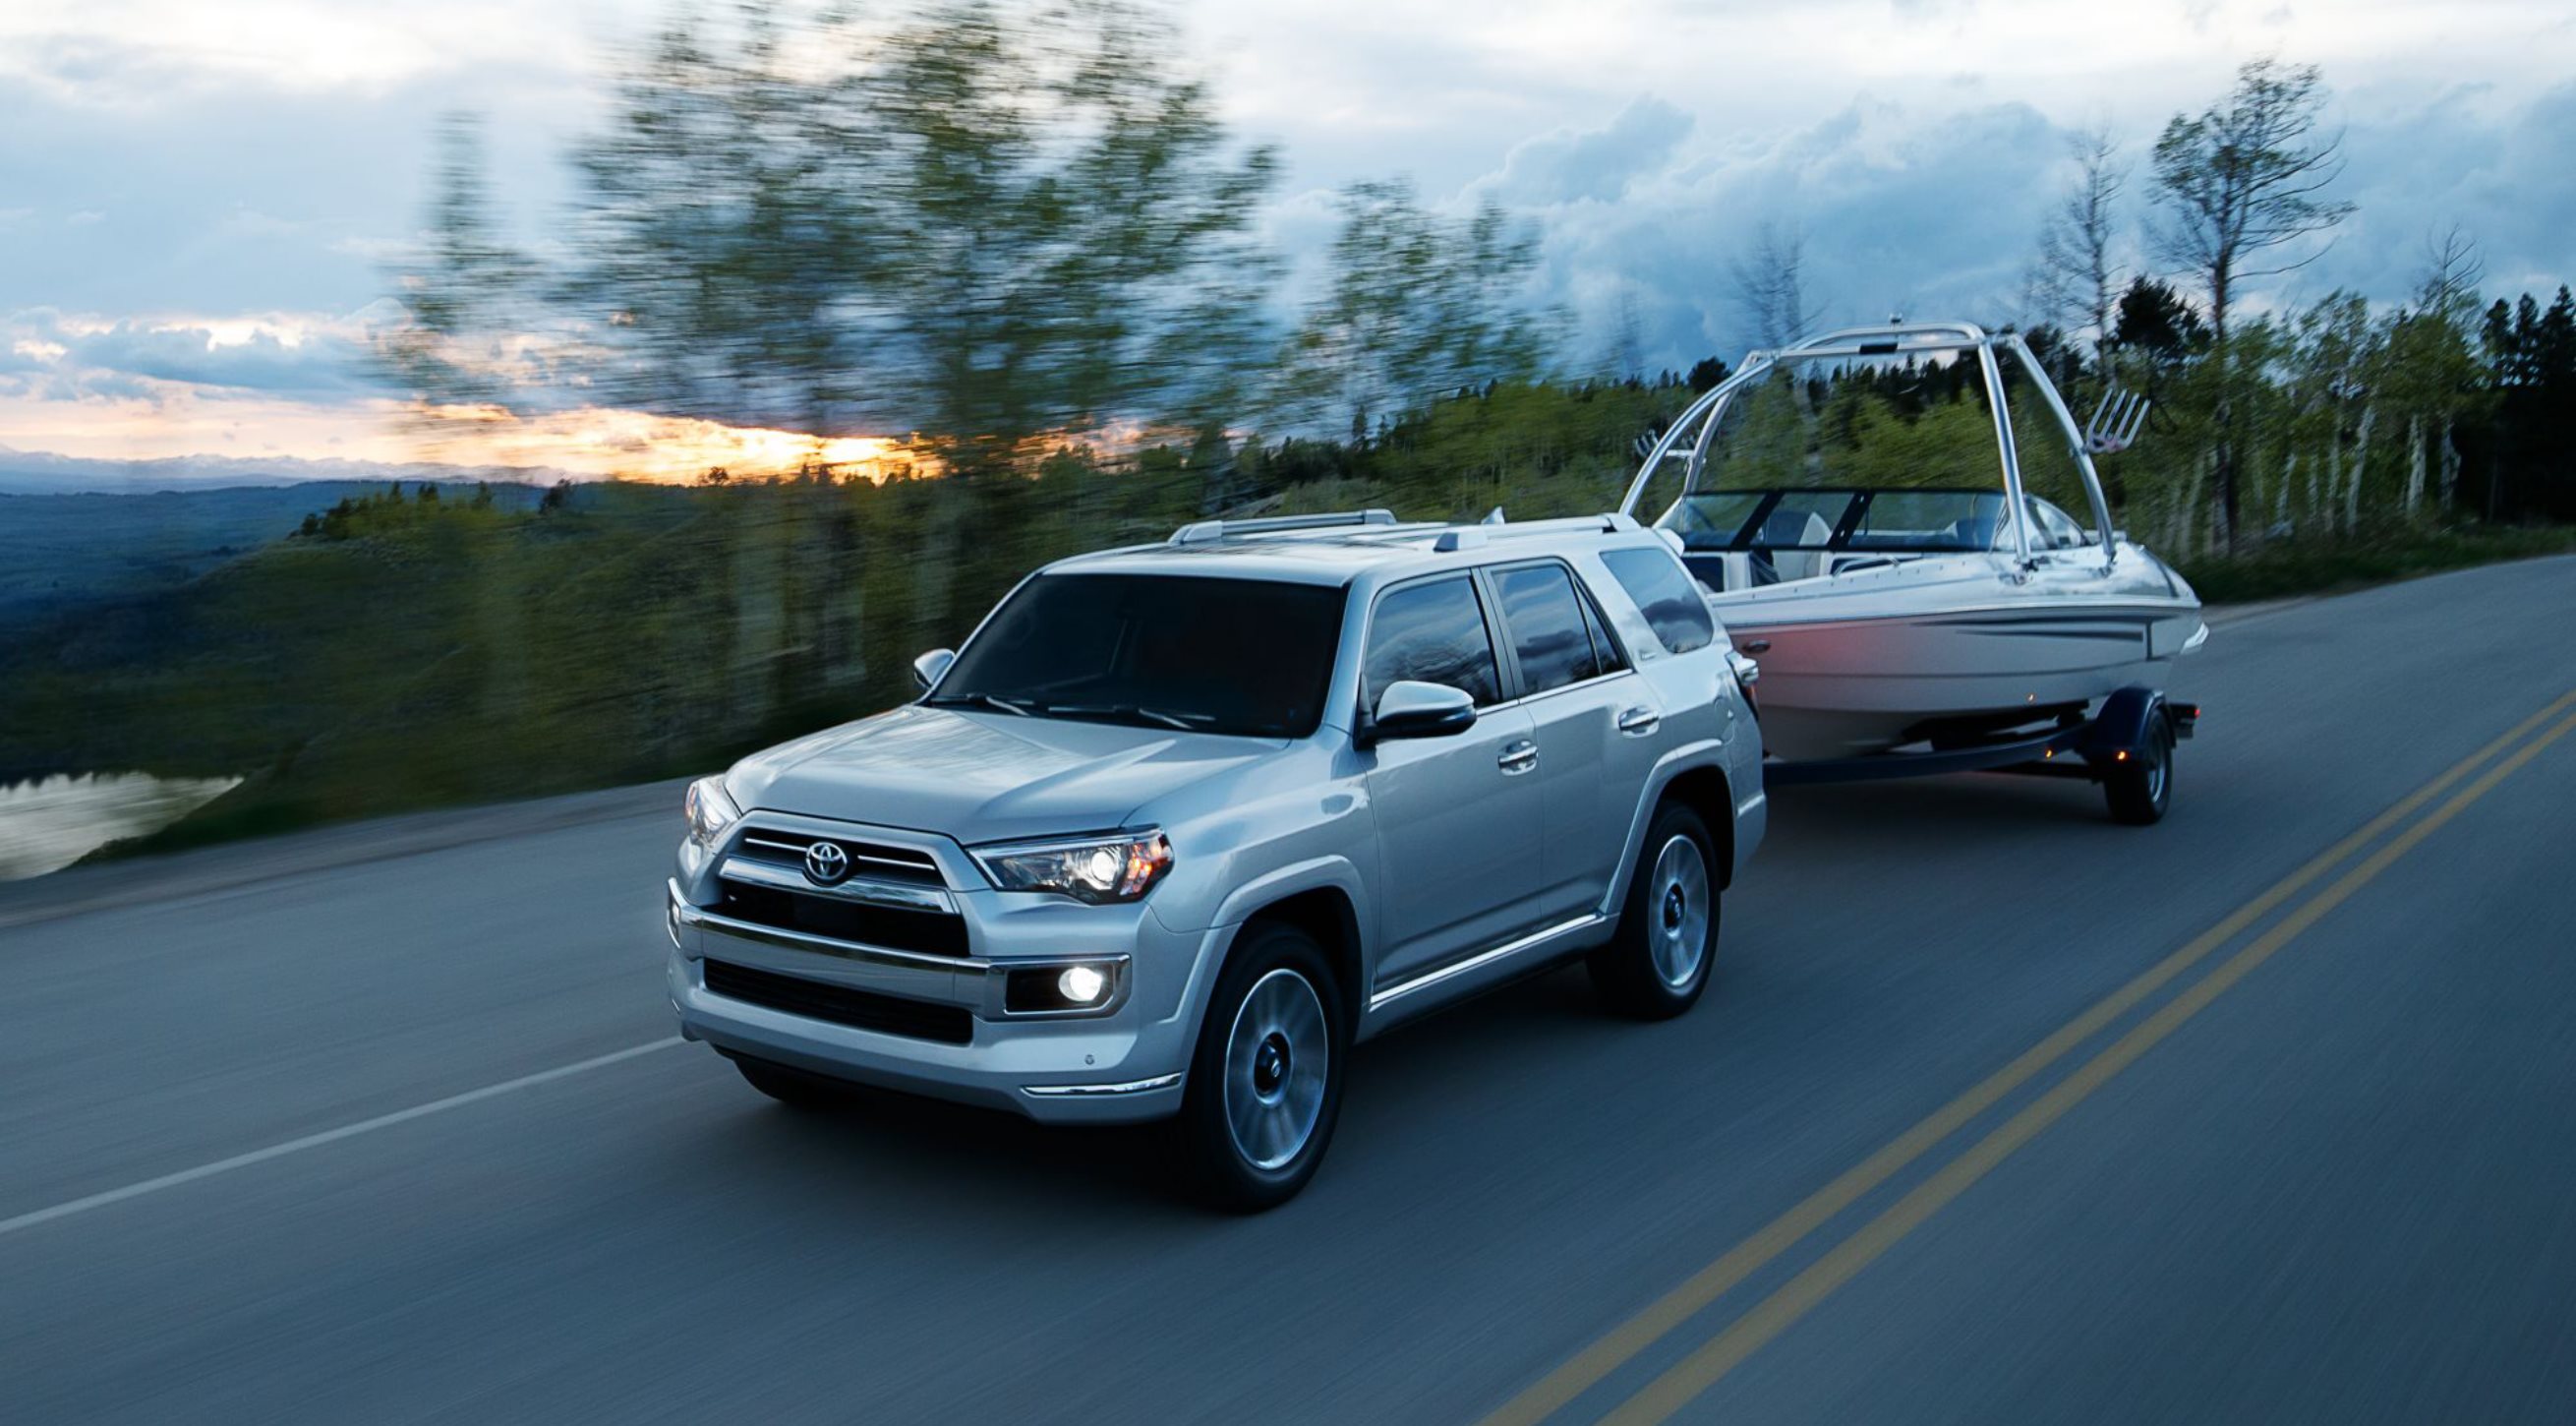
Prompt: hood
<box><xmin>727</xmin><ymin>704</ymin><xmax>1279</xmax><ymax>846</ymax></box>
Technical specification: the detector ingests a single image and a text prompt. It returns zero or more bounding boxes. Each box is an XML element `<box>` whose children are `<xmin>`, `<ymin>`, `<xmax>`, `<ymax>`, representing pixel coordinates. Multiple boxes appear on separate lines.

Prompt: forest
<box><xmin>4</xmin><ymin>2</ymin><xmax>2570</xmax><ymax>853</ymax></box>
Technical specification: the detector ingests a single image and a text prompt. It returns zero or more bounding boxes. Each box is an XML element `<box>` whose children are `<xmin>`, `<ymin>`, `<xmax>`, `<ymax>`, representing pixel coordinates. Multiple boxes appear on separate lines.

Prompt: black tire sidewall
<box><xmin>1591</xmin><ymin>802</ymin><xmax>1719</xmax><ymax>1019</ymax></box>
<box><xmin>1178</xmin><ymin>921</ymin><xmax>1347</xmax><ymax>1212</ymax></box>
<box><xmin>2107</xmin><ymin>711</ymin><xmax>2174</xmax><ymax>824</ymax></box>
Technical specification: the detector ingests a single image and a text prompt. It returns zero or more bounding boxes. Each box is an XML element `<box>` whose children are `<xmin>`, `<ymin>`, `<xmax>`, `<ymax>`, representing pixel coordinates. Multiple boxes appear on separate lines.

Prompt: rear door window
<box><xmin>1490</xmin><ymin>563</ymin><xmax>1603</xmax><ymax>695</ymax></box>
<box><xmin>1577</xmin><ymin>578</ymin><xmax>1628</xmax><ymax>676</ymax></box>
<box><xmin>1362</xmin><ymin>576</ymin><xmax>1502</xmax><ymax>709</ymax></box>
<box><xmin>1599</xmin><ymin>547</ymin><xmax>1717</xmax><ymax>655</ymax></box>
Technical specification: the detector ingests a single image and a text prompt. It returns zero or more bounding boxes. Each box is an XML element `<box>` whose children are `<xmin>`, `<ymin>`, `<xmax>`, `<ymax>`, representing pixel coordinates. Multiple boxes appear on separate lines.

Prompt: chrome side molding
<box><xmin>1367</xmin><ymin>914</ymin><xmax>1607</xmax><ymax>1013</ymax></box>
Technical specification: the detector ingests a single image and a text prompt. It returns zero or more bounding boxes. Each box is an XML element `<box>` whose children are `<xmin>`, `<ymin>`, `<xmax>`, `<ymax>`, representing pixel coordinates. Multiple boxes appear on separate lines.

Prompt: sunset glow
<box><xmin>0</xmin><ymin>379</ymin><xmax>925</xmax><ymax>485</ymax></box>
<box><xmin>403</xmin><ymin>403</ymin><xmax>929</xmax><ymax>484</ymax></box>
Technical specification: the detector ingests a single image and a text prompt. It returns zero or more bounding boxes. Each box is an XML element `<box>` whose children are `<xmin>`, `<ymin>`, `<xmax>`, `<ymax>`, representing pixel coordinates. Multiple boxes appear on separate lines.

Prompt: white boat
<box><xmin>1619</xmin><ymin>322</ymin><xmax>2206</xmax><ymax>762</ymax></box>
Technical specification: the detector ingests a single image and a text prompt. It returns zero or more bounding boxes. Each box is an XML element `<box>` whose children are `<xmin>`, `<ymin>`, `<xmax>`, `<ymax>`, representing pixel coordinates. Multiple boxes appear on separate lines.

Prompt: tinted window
<box><xmin>1600</xmin><ymin>547</ymin><xmax>1716</xmax><ymax>656</ymax></box>
<box><xmin>1492</xmin><ymin>564</ymin><xmax>1602</xmax><ymax>695</ymax></box>
<box><xmin>934</xmin><ymin>573</ymin><xmax>1346</xmax><ymax>738</ymax></box>
<box><xmin>1577</xmin><ymin>577</ymin><xmax>1628</xmax><ymax>675</ymax></box>
<box><xmin>1363</xmin><ymin>576</ymin><xmax>1501</xmax><ymax>709</ymax></box>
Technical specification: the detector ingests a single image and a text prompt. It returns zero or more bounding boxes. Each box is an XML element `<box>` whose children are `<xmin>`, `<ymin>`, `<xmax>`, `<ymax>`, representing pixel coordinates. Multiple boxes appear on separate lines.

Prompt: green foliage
<box><xmin>2174</xmin><ymin>525</ymin><xmax>2576</xmax><ymax>604</ymax></box>
<box><xmin>387</xmin><ymin>0</ymin><xmax>1280</xmax><ymax>474</ymax></box>
<box><xmin>1279</xmin><ymin>178</ymin><xmax>1559</xmax><ymax>440</ymax></box>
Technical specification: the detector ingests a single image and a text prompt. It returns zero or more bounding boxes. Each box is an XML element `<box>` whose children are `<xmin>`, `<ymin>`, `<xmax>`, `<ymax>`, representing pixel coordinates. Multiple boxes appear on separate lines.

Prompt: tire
<box><xmin>730</xmin><ymin>1053</ymin><xmax>852</xmax><ymax>1111</ymax></box>
<box><xmin>1588</xmin><ymin>802</ymin><xmax>1719</xmax><ymax>1021</ymax></box>
<box><xmin>1176</xmin><ymin>921</ymin><xmax>1347</xmax><ymax>1212</ymax></box>
<box><xmin>2103</xmin><ymin>710</ymin><xmax>2175</xmax><ymax>825</ymax></box>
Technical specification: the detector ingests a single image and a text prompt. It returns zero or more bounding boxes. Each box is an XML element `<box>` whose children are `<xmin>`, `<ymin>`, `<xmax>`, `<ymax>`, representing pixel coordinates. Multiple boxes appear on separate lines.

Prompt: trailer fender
<box><xmin>2079</xmin><ymin>686</ymin><xmax>2167</xmax><ymax>759</ymax></box>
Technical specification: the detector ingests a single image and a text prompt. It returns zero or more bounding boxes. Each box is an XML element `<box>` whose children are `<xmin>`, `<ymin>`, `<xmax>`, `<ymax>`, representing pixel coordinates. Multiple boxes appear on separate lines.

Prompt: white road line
<box><xmin>0</xmin><ymin>1038</ymin><xmax>684</xmax><ymax>1240</ymax></box>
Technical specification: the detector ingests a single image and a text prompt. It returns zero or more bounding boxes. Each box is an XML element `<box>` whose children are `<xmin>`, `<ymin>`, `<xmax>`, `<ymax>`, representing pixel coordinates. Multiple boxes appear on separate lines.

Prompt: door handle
<box><xmin>1615</xmin><ymin>706</ymin><xmax>1661</xmax><ymax>736</ymax></box>
<box><xmin>1739</xmin><ymin>638</ymin><xmax>1771</xmax><ymax>654</ymax></box>
<box><xmin>1497</xmin><ymin>741</ymin><xmax>1539</xmax><ymax>774</ymax></box>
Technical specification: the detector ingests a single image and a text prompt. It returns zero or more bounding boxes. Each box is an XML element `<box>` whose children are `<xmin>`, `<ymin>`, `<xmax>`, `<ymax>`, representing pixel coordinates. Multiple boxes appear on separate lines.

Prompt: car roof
<box><xmin>1041</xmin><ymin>512</ymin><xmax>1674</xmax><ymax>588</ymax></box>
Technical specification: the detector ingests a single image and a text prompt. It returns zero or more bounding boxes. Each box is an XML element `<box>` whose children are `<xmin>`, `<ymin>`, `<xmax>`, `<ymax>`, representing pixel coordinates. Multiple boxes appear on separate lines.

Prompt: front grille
<box><xmin>703</xmin><ymin>960</ymin><xmax>973</xmax><ymax>1044</ymax></box>
<box><xmin>733</xmin><ymin>827</ymin><xmax>945</xmax><ymax>888</ymax></box>
<box><xmin>715</xmin><ymin>878</ymin><xmax>970</xmax><ymax>956</ymax></box>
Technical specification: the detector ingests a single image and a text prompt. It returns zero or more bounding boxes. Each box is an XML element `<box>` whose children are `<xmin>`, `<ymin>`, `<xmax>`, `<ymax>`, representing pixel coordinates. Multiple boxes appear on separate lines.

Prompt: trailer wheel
<box><xmin>2103</xmin><ymin>710</ymin><xmax>2174</xmax><ymax>825</ymax></box>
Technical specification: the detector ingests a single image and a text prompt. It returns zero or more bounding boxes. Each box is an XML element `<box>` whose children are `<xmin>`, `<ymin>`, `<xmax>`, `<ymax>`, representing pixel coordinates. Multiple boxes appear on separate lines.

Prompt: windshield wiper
<box><xmin>1047</xmin><ymin>703</ymin><xmax>1214</xmax><ymax>731</ymax></box>
<box><xmin>927</xmin><ymin>692</ymin><xmax>1035</xmax><ymax>718</ymax></box>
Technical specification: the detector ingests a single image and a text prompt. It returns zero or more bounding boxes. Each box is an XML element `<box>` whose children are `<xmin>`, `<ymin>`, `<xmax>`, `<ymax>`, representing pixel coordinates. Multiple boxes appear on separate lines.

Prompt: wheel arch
<box><xmin>1235</xmin><ymin>886</ymin><xmax>1367</xmax><ymax>1034</ymax></box>
<box><xmin>1652</xmin><ymin>761</ymin><xmax>1738</xmax><ymax>890</ymax></box>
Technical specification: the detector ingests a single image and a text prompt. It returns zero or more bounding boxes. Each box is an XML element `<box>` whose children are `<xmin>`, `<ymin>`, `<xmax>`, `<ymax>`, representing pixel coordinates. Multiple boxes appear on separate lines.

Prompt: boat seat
<box><xmin>1942</xmin><ymin>513</ymin><xmax>2001</xmax><ymax>551</ymax></box>
<box><xmin>1756</xmin><ymin>511</ymin><xmax>1834</xmax><ymax>581</ymax></box>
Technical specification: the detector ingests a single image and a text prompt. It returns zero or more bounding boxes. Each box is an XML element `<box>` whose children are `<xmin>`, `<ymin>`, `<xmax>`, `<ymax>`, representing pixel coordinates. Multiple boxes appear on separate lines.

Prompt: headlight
<box><xmin>973</xmin><ymin>830</ymin><xmax>1172</xmax><ymax>904</ymax></box>
<box><xmin>683</xmin><ymin>776</ymin><xmax>742</xmax><ymax>852</ymax></box>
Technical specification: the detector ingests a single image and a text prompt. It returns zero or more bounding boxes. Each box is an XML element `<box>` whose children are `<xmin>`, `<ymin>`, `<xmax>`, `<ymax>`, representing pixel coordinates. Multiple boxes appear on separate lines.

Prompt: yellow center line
<box><xmin>1600</xmin><ymin>705</ymin><xmax>2576</xmax><ymax>1425</ymax></box>
<box><xmin>1477</xmin><ymin>688</ymin><xmax>2576</xmax><ymax>1426</ymax></box>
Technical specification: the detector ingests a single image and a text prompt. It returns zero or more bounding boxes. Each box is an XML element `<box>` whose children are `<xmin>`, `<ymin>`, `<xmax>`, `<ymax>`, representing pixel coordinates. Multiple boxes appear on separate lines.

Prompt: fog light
<box><xmin>1058</xmin><ymin>965</ymin><xmax>1108</xmax><ymax>1004</ymax></box>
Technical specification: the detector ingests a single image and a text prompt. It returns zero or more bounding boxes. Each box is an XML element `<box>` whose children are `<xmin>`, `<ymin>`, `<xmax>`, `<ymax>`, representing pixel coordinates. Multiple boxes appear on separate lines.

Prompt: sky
<box><xmin>4</xmin><ymin>0</ymin><xmax>2573</xmax><ymax>484</ymax></box>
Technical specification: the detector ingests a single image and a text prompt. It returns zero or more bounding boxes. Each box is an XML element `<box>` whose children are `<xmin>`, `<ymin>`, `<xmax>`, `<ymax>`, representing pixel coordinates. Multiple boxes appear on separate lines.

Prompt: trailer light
<box><xmin>2115</xmin><ymin>749</ymin><xmax>2130</xmax><ymax>761</ymax></box>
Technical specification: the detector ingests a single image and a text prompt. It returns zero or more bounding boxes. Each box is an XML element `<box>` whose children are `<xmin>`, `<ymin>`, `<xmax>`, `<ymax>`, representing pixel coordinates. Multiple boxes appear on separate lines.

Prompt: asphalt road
<box><xmin>6</xmin><ymin>557</ymin><xmax>2574</xmax><ymax>1425</ymax></box>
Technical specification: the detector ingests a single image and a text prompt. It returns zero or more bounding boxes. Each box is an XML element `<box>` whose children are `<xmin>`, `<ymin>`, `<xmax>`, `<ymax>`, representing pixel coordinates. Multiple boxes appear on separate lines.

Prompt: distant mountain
<box><xmin>0</xmin><ymin>446</ymin><xmax>586</xmax><ymax>495</ymax></box>
<box><xmin>0</xmin><ymin>481</ymin><xmax>549</xmax><ymax>631</ymax></box>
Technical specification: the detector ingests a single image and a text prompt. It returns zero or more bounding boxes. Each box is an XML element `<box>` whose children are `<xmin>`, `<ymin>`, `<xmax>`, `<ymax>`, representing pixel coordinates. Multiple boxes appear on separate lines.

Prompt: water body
<box><xmin>0</xmin><ymin>772</ymin><xmax>243</xmax><ymax>880</ymax></box>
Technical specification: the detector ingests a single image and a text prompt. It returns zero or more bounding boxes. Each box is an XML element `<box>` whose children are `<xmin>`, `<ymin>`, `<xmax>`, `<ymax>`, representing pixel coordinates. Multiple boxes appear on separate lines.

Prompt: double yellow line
<box><xmin>1485</xmin><ymin>688</ymin><xmax>2576</xmax><ymax>1426</ymax></box>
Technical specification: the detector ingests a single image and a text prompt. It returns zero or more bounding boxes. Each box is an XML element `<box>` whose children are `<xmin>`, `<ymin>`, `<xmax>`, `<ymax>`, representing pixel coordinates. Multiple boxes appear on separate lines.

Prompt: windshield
<box><xmin>1662</xmin><ymin>487</ymin><xmax>2012</xmax><ymax>554</ymax></box>
<box><xmin>929</xmin><ymin>573</ymin><xmax>1348</xmax><ymax>738</ymax></box>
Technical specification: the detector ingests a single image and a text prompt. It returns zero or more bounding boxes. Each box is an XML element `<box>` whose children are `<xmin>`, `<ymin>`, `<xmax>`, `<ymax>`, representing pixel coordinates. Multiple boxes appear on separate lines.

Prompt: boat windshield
<box><xmin>1647</xmin><ymin>342</ymin><xmax>2102</xmax><ymax>574</ymax></box>
<box><xmin>1664</xmin><ymin>488</ymin><xmax>2011</xmax><ymax>554</ymax></box>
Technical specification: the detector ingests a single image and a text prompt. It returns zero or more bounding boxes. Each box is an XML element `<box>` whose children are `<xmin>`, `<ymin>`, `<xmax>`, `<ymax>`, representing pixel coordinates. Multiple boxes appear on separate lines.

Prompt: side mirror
<box><xmin>1363</xmin><ymin>681</ymin><xmax>1477</xmax><ymax>745</ymax></box>
<box><xmin>911</xmin><ymin>648</ymin><xmax>956</xmax><ymax>691</ymax></box>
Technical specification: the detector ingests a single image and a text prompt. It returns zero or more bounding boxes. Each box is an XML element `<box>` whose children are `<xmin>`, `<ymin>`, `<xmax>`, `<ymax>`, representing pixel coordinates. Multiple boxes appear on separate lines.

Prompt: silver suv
<box><xmin>667</xmin><ymin>508</ymin><xmax>1767</xmax><ymax>1208</ymax></box>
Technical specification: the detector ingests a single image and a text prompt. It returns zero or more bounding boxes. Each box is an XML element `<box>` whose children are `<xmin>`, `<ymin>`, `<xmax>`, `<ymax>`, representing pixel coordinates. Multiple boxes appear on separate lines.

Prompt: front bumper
<box><xmin>667</xmin><ymin>881</ymin><xmax>1204</xmax><ymax>1124</ymax></box>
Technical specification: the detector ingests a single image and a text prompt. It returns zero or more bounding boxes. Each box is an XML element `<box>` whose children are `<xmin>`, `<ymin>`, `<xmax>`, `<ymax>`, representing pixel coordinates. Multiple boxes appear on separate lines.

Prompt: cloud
<box><xmin>0</xmin><ymin>30</ymin><xmax>586</xmax><ymax>318</ymax></box>
<box><xmin>1484</xmin><ymin>96</ymin><xmax>1697</xmax><ymax>208</ymax></box>
<box><xmin>1480</xmin><ymin>96</ymin><xmax>2068</xmax><ymax>372</ymax></box>
<box><xmin>2319</xmin><ymin>81</ymin><xmax>2576</xmax><ymax>305</ymax></box>
<box><xmin>1452</xmin><ymin>72</ymin><xmax>2576</xmax><ymax>376</ymax></box>
<box><xmin>0</xmin><ymin>307</ymin><xmax>395</xmax><ymax>405</ymax></box>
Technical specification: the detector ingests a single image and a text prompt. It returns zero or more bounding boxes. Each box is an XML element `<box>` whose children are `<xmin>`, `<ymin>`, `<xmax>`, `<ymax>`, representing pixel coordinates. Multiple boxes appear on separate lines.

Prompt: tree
<box><xmin>2112</xmin><ymin>277</ymin><xmax>2206</xmax><ymax>357</ymax></box>
<box><xmin>377</xmin><ymin>114</ymin><xmax>535</xmax><ymax>419</ymax></box>
<box><xmin>384</xmin><ymin>0</ymin><xmax>1281</xmax><ymax>481</ymax></box>
<box><xmin>1281</xmin><ymin>177</ymin><xmax>1554</xmax><ymax>441</ymax></box>
<box><xmin>2031</xmin><ymin>126</ymin><xmax>2127</xmax><ymax>362</ymax></box>
<box><xmin>1727</xmin><ymin>220</ymin><xmax>1824</xmax><ymax>349</ymax></box>
<box><xmin>2480</xmin><ymin>286</ymin><xmax>2576</xmax><ymax>521</ymax></box>
<box><xmin>2377</xmin><ymin>227</ymin><xmax>2490</xmax><ymax>517</ymax></box>
<box><xmin>2150</xmin><ymin>58</ymin><xmax>2354</xmax><ymax>550</ymax></box>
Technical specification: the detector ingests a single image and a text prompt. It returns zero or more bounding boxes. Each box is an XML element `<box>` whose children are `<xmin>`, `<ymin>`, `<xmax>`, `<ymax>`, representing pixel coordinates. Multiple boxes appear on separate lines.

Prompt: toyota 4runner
<box><xmin>668</xmin><ymin>508</ymin><xmax>1767</xmax><ymax>1208</ymax></box>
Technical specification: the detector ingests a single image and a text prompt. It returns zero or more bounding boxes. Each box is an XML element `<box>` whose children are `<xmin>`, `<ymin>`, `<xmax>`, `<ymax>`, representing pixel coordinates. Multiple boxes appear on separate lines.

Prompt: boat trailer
<box><xmin>1761</xmin><ymin>686</ymin><xmax>2200</xmax><ymax>824</ymax></box>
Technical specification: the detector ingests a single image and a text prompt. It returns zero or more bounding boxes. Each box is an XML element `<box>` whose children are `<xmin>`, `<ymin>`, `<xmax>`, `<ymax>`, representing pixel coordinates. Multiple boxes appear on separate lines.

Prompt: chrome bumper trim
<box><xmin>717</xmin><ymin>855</ymin><xmax>958</xmax><ymax>913</ymax></box>
<box><xmin>677</xmin><ymin>895</ymin><xmax>987</xmax><ymax>973</ymax></box>
<box><xmin>1023</xmin><ymin>1072</ymin><xmax>1185</xmax><ymax>1098</ymax></box>
<box><xmin>671</xmin><ymin>883</ymin><xmax>1133</xmax><ymax>1020</ymax></box>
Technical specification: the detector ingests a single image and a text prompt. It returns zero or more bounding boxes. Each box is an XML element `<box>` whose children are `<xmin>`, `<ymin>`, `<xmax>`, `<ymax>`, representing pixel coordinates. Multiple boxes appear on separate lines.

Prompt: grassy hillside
<box><xmin>0</xmin><ymin>482</ymin><xmax>544</xmax><ymax>633</ymax></box>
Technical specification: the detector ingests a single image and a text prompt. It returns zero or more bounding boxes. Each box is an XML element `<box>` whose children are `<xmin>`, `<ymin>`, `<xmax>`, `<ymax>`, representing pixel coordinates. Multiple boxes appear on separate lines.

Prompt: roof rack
<box><xmin>1422</xmin><ymin>511</ymin><xmax>1639</xmax><ymax>552</ymax></box>
<box><xmin>1473</xmin><ymin>512</ymin><xmax>1641</xmax><ymax>539</ymax></box>
<box><xmin>1167</xmin><ymin>508</ymin><xmax>1397</xmax><ymax>546</ymax></box>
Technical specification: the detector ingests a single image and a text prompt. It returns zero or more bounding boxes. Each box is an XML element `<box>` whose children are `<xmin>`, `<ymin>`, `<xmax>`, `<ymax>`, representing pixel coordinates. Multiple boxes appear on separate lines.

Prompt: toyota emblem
<box><xmin>802</xmin><ymin>840</ymin><xmax>851</xmax><ymax>885</ymax></box>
